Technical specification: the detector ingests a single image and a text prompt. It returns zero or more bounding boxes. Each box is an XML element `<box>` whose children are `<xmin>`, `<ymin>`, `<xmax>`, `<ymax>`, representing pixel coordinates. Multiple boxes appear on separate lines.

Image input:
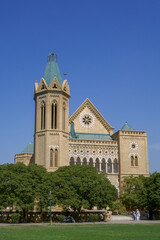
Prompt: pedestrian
<box><xmin>136</xmin><ymin>209</ymin><xmax>140</xmax><ymax>221</ymax></box>
<box><xmin>132</xmin><ymin>210</ymin><xmax>136</xmax><ymax>220</ymax></box>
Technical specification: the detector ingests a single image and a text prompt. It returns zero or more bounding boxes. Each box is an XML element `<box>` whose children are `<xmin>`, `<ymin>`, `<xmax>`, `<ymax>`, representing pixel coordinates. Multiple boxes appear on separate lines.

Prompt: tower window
<box><xmin>51</xmin><ymin>102</ymin><xmax>57</xmax><ymax>129</ymax></box>
<box><xmin>55</xmin><ymin>149</ymin><xmax>58</xmax><ymax>167</ymax></box>
<box><xmin>63</xmin><ymin>103</ymin><xmax>66</xmax><ymax>131</ymax></box>
<box><xmin>55</xmin><ymin>104</ymin><xmax>57</xmax><ymax>129</ymax></box>
<box><xmin>131</xmin><ymin>156</ymin><xmax>134</xmax><ymax>166</ymax></box>
<box><xmin>50</xmin><ymin>148</ymin><xmax>58</xmax><ymax>167</ymax></box>
<box><xmin>41</xmin><ymin>102</ymin><xmax>45</xmax><ymax>130</ymax></box>
<box><xmin>50</xmin><ymin>149</ymin><xmax>53</xmax><ymax>167</ymax></box>
<box><xmin>135</xmin><ymin>156</ymin><xmax>138</xmax><ymax>166</ymax></box>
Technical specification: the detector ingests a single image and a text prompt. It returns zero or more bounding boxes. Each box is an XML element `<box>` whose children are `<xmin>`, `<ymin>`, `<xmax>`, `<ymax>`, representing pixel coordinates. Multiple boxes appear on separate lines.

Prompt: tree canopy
<box><xmin>120</xmin><ymin>173</ymin><xmax>160</xmax><ymax>211</ymax></box>
<box><xmin>0</xmin><ymin>163</ymin><xmax>48</xmax><ymax>220</ymax></box>
<box><xmin>0</xmin><ymin>163</ymin><xmax>117</xmax><ymax>216</ymax></box>
<box><xmin>48</xmin><ymin>165</ymin><xmax>117</xmax><ymax>212</ymax></box>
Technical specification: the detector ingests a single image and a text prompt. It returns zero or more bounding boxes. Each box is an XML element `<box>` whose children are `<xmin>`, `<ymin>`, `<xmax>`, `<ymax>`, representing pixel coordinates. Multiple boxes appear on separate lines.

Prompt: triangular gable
<box><xmin>37</xmin><ymin>78</ymin><xmax>48</xmax><ymax>92</ymax></box>
<box><xmin>69</xmin><ymin>98</ymin><xmax>114</xmax><ymax>134</ymax></box>
<box><xmin>48</xmin><ymin>75</ymin><xmax>62</xmax><ymax>90</ymax></box>
<box><xmin>62</xmin><ymin>79</ymin><xmax>70</xmax><ymax>96</ymax></box>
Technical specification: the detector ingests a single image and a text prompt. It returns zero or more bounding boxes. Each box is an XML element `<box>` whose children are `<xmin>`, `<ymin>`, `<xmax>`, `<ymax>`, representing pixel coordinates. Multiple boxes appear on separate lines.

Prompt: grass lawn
<box><xmin>0</xmin><ymin>224</ymin><xmax>160</xmax><ymax>240</ymax></box>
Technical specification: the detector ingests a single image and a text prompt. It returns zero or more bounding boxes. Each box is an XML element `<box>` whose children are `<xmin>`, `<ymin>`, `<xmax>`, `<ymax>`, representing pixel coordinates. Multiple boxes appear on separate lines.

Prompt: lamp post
<box><xmin>48</xmin><ymin>191</ymin><xmax>52</xmax><ymax>225</ymax></box>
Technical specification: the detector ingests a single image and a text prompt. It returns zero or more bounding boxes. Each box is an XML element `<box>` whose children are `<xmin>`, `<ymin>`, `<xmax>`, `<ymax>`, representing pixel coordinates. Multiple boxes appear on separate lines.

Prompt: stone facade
<box><xmin>15</xmin><ymin>53</ymin><xmax>149</xmax><ymax>192</ymax></box>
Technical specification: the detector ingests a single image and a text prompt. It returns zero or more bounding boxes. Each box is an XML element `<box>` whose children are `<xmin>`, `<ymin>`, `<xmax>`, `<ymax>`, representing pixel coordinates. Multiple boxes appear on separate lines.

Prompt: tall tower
<box><xmin>34</xmin><ymin>53</ymin><xmax>70</xmax><ymax>171</ymax></box>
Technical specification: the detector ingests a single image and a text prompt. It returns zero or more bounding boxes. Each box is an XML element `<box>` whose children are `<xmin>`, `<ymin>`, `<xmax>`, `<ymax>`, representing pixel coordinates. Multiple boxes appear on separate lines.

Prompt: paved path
<box><xmin>0</xmin><ymin>220</ymin><xmax>160</xmax><ymax>226</ymax></box>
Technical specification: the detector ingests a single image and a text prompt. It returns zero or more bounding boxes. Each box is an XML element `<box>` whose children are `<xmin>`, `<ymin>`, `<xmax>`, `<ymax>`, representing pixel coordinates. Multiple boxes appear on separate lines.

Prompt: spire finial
<box><xmin>47</xmin><ymin>53</ymin><xmax>57</xmax><ymax>62</ymax></box>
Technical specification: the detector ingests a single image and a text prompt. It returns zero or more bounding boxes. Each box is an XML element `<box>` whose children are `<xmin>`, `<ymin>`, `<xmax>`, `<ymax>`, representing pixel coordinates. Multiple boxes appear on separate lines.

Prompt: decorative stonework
<box><xmin>79</xmin><ymin>112</ymin><xmax>95</xmax><ymax>128</ymax></box>
<box><xmin>69</xmin><ymin>143</ymin><xmax>118</xmax><ymax>164</ymax></box>
<box><xmin>128</xmin><ymin>152</ymin><xmax>141</xmax><ymax>158</ymax></box>
<box><xmin>49</xmin><ymin>145</ymin><xmax>59</xmax><ymax>149</ymax></box>
<box><xmin>69</xmin><ymin>98</ymin><xmax>114</xmax><ymax>133</ymax></box>
<box><xmin>130</xmin><ymin>142</ymin><xmax>138</xmax><ymax>150</ymax></box>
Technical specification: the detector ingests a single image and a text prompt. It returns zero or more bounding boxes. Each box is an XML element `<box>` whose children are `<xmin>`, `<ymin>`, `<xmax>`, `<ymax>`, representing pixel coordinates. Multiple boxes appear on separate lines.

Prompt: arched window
<box><xmin>51</xmin><ymin>101</ymin><xmax>58</xmax><ymax>129</ymax></box>
<box><xmin>55</xmin><ymin>104</ymin><xmax>57</xmax><ymax>129</ymax></box>
<box><xmin>76</xmin><ymin>157</ymin><xmax>81</xmax><ymax>165</ymax></box>
<box><xmin>135</xmin><ymin>156</ymin><xmax>138</xmax><ymax>166</ymax></box>
<box><xmin>50</xmin><ymin>149</ymin><xmax>53</xmax><ymax>167</ymax></box>
<box><xmin>70</xmin><ymin>157</ymin><xmax>74</xmax><ymax>166</ymax></box>
<box><xmin>63</xmin><ymin>103</ymin><xmax>66</xmax><ymax>131</ymax></box>
<box><xmin>107</xmin><ymin>159</ymin><xmax>112</xmax><ymax>173</ymax></box>
<box><xmin>55</xmin><ymin>149</ymin><xmax>57</xmax><ymax>167</ymax></box>
<box><xmin>131</xmin><ymin>156</ymin><xmax>134</xmax><ymax>166</ymax></box>
<box><xmin>113</xmin><ymin>159</ymin><xmax>119</xmax><ymax>173</ymax></box>
<box><xmin>83</xmin><ymin>158</ymin><xmax>87</xmax><ymax>165</ymax></box>
<box><xmin>41</xmin><ymin>102</ymin><xmax>45</xmax><ymax>130</ymax></box>
<box><xmin>89</xmin><ymin>158</ymin><xmax>93</xmax><ymax>167</ymax></box>
<box><xmin>101</xmin><ymin>158</ymin><xmax>106</xmax><ymax>173</ymax></box>
<box><xmin>95</xmin><ymin>158</ymin><xmax>100</xmax><ymax>172</ymax></box>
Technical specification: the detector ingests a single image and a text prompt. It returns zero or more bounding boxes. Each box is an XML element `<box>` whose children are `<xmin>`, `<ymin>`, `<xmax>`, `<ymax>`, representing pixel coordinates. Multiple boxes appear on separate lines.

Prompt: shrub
<box><xmin>11</xmin><ymin>213</ymin><xmax>20</xmax><ymax>223</ymax></box>
<box><xmin>89</xmin><ymin>214</ymin><xmax>98</xmax><ymax>222</ymax></box>
<box><xmin>56</xmin><ymin>214</ymin><xmax>65</xmax><ymax>223</ymax></box>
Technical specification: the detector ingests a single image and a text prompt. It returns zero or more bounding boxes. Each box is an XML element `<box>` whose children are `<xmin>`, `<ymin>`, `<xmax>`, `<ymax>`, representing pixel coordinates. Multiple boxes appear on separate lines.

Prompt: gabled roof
<box><xmin>121</xmin><ymin>122</ymin><xmax>135</xmax><ymax>131</ymax></box>
<box><xmin>21</xmin><ymin>142</ymin><xmax>34</xmax><ymax>154</ymax></box>
<box><xmin>43</xmin><ymin>53</ymin><xmax>63</xmax><ymax>86</ymax></box>
<box><xmin>69</xmin><ymin>98</ymin><xmax>114</xmax><ymax>133</ymax></box>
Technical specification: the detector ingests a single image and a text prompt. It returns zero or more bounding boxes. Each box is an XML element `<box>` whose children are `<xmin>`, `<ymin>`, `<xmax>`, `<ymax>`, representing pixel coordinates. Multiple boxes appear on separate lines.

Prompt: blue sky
<box><xmin>0</xmin><ymin>0</ymin><xmax>159</xmax><ymax>172</ymax></box>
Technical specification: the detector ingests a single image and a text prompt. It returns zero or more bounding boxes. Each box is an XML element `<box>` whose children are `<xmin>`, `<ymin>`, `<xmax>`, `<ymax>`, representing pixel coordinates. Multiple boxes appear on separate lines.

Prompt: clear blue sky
<box><xmin>0</xmin><ymin>0</ymin><xmax>159</xmax><ymax>173</ymax></box>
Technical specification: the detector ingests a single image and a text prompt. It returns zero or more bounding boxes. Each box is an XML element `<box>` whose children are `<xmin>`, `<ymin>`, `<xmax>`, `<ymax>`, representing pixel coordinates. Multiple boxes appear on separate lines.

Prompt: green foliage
<box><xmin>56</xmin><ymin>215</ymin><xmax>65</xmax><ymax>222</ymax></box>
<box><xmin>120</xmin><ymin>173</ymin><xmax>160</xmax><ymax>211</ymax></box>
<box><xmin>11</xmin><ymin>213</ymin><xmax>20</xmax><ymax>223</ymax></box>
<box><xmin>110</xmin><ymin>201</ymin><xmax>127</xmax><ymax>214</ymax></box>
<box><xmin>89</xmin><ymin>214</ymin><xmax>98</xmax><ymax>222</ymax></box>
<box><xmin>48</xmin><ymin>165</ymin><xmax>117</xmax><ymax>212</ymax></box>
<box><xmin>120</xmin><ymin>175</ymin><xmax>147</xmax><ymax>210</ymax></box>
<box><xmin>145</xmin><ymin>172</ymin><xmax>160</xmax><ymax>210</ymax></box>
<box><xmin>0</xmin><ymin>163</ymin><xmax>50</xmax><ymax>221</ymax></box>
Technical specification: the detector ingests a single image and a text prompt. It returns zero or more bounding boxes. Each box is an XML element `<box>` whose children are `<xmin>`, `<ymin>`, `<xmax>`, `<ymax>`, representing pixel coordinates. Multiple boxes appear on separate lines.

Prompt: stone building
<box><xmin>15</xmin><ymin>53</ymin><xmax>149</xmax><ymax>192</ymax></box>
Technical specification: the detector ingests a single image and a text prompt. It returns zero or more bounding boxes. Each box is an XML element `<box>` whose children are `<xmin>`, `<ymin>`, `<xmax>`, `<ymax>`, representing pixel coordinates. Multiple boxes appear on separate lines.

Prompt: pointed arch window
<box><xmin>55</xmin><ymin>149</ymin><xmax>58</xmax><ymax>167</ymax></box>
<box><xmin>70</xmin><ymin>157</ymin><xmax>74</xmax><ymax>166</ymax></box>
<box><xmin>101</xmin><ymin>159</ymin><xmax>106</xmax><ymax>173</ymax></box>
<box><xmin>51</xmin><ymin>101</ymin><xmax>58</xmax><ymax>129</ymax></box>
<box><xmin>41</xmin><ymin>102</ymin><xmax>45</xmax><ymax>130</ymax></box>
<box><xmin>113</xmin><ymin>159</ymin><xmax>119</xmax><ymax>173</ymax></box>
<box><xmin>63</xmin><ymin>103</ymin><xmax>66</xmax><ymax>131</ymax></box>
<box><xmin>135</xmin><ymin>156</ymin><xmax>138</xmax><ymax>166</ymax></box>
<box><xmin>50</xmin><ymin>149</ymin><xmax>53</xmax><ymax>167</ymax></box>
<box><xmin>50</xmin><ymin>148</ymin><xmax>58</xmax><ymax>167</ymax></box>
<box><xmin>131</xmin><ymin>156</ymin><xmax>134</xmax><ymax>166</ymax></box>
<box><xmin>107</xmin><ymin>159</ymin><xmax>112</xmax><ymax>173</ymax></box>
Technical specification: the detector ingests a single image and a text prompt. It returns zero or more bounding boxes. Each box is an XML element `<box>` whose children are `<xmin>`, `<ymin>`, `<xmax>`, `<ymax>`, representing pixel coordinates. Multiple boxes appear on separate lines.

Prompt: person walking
<box><xmin>133</xmin><ymin>210</ymin><xmax>136</xmax><ymax>220</ymax></box>
<box><xmin>136</xmin><ymin>209</ymin><xmax>140</xmax><ymax>221</ymax></box>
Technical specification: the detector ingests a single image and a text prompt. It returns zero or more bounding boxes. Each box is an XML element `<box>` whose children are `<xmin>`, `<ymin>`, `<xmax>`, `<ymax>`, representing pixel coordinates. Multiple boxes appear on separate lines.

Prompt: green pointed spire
<box><xmin>121</xmin><ymin>122</ymin><xmax>135</xmax><ymax>131</ymax></box>
<box><xmin>43</xmin><ymin>53</ymin><xmax>63</xmax><ymax>86</ymax></box>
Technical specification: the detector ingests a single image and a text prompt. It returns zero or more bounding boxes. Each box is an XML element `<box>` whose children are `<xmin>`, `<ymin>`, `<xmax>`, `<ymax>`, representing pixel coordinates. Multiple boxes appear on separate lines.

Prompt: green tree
<box><xmin>49</xmin><ymin>165</ymin><xmax>117</xmax><ymax>212</ymax></box>
<box><xmin>145</xmin><ymin>172</ymin><xmax>160</xmax><ymax>211</ymax></box>
<box><xmin>120</xmin><ymin>175</ymin><xmax>147</xmax><ymax>210</ymax></box>
<box><xmin>0</xmin><ymin>163</ymin><xmax>49</xmax><ymax>221</ymax></box>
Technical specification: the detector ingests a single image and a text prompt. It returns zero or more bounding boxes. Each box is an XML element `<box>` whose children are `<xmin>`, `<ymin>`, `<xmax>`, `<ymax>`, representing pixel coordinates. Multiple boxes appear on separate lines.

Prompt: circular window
<box><xmin>79</xmin><ymin>113</ymin><xmax>95</xmax><ymax>128</ymax></box>
<box><xmin>130</xmin><ymin>142</ymin><xmax>138</xmax><ymax>150</ymax></box>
